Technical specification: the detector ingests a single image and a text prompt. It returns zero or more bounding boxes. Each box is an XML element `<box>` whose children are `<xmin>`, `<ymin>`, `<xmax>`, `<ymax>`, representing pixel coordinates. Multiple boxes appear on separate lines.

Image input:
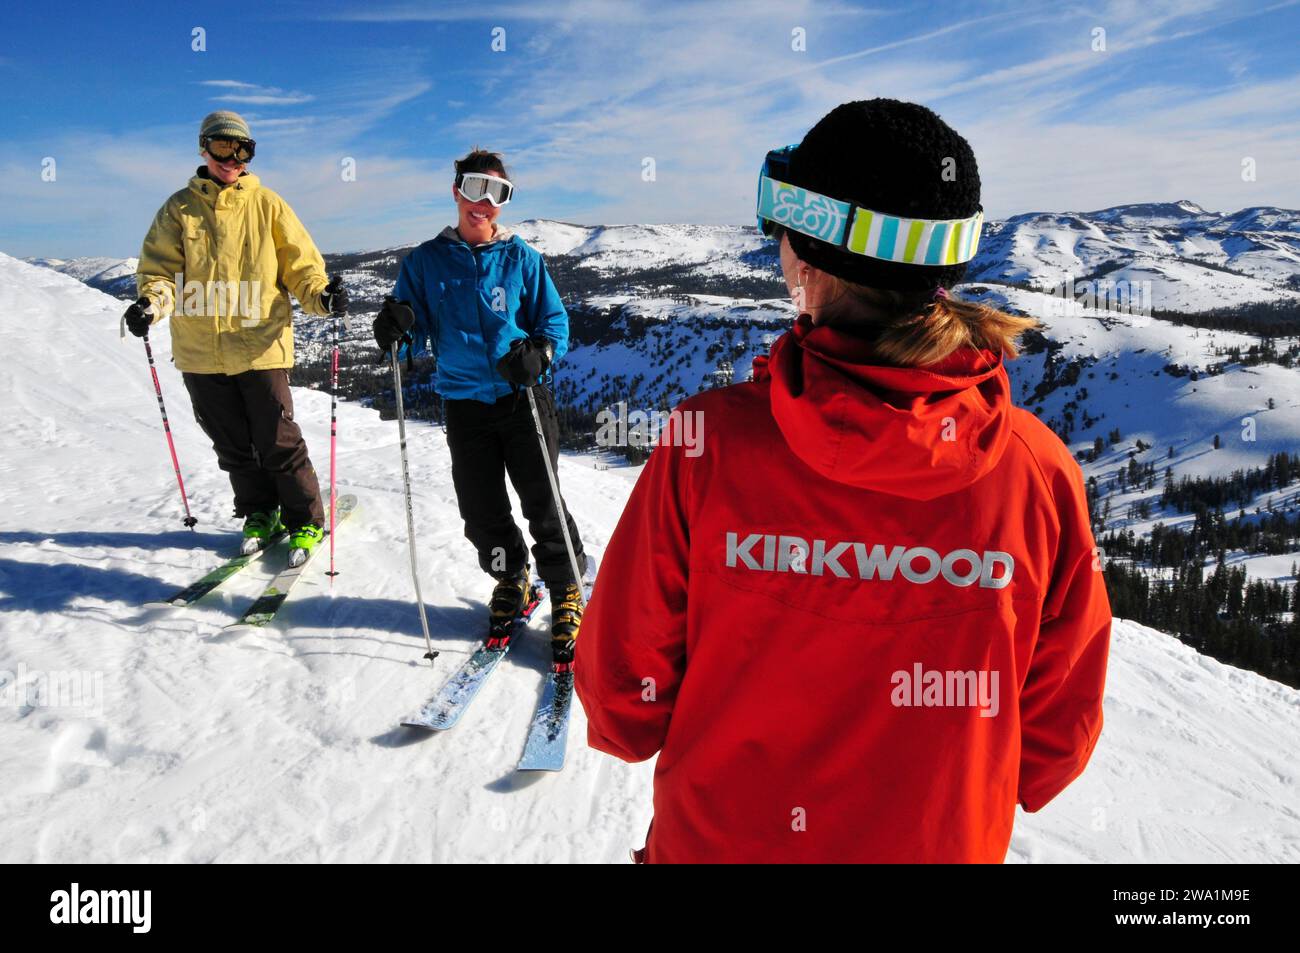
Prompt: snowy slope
<box><xmin>24</xmin><ymin>255</ymin><xmax>140</xmax><ymax>299</ymax></box>
<box><xmin>1009</xmin><ymin>619</ymin><xmax>1300</xmax><ymax>863</ymax></box>
<box><xmin>0</xmin><ymin>254</ymin><xmax>1297</xmax><ymax>862</ymax></box>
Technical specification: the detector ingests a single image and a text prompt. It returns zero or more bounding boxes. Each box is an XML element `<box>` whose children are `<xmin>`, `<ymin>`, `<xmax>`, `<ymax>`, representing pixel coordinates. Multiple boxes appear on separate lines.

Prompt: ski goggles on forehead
<box><xmin>757</xmin><ymin>144</ymin><xmax>984</xmax><ymax>267</ymax></box>
<box><xmin>456</xmin><ymin>172</ymin><xmax>514</xmax><ymax>206</ymax></box>
<box><xmin>202</xmin><ymin>136</ymin><xmax>256</xmax><ymax>163</ymax></box>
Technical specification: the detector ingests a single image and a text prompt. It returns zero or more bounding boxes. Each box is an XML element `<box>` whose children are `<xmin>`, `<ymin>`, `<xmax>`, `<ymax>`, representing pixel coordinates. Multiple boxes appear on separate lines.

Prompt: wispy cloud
<box><xmin>484</xmin><ymin>0</ymin><xmax>1297</xmax><ymax>228</ymax></box>
<box><xmin>200</xmin><ymin>79</ymin><xmax>315</xmax><ymax>105</ymax></box>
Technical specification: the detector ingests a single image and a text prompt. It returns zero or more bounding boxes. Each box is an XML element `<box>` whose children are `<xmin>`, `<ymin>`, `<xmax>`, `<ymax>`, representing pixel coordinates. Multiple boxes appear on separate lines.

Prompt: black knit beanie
<box><xmin>784</xmin><ymin>99</ymin><xmax>981</xmax><ymax>292</ymax></box>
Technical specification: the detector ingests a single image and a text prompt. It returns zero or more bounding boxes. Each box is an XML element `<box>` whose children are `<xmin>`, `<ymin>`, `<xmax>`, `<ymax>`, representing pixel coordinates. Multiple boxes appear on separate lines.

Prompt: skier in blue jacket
<box><xmin>373</xmin><ymin>148</ymin><xmax>586</xmax><ymax>666</ymax></box>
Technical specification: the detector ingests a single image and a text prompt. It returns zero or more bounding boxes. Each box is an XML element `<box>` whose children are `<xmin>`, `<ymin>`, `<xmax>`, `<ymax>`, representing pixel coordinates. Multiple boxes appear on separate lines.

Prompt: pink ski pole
<box><xmin>143</xmin><ymin>332</ymin><xmax>198</xmax><ymax>529</ymax></box>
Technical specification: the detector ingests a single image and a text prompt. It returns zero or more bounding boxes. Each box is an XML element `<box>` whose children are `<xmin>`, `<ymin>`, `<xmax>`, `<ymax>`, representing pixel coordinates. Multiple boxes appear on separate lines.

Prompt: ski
<box><xmin>517</xmin><ymin>672</ymin><xmax>575</xmax><ymax>771</ymax></box>
<box><xmin>400</xmin><ymin>584</ymin><xmax>545</xmax><ymax>731</ymax></box>
<box><xmin>223</xmin><ymin>494</ymin><xmax>358</xmax><ymax>631</ymax></box>
<box><xmin>144</xmin><ymin>532</ymin><xmax>288</xmax><ymax>609</ymax></box>
<box><xmin>516</xmin><ymin>555</ymin><xmax>597</xmax><ymax>771</ymax></box>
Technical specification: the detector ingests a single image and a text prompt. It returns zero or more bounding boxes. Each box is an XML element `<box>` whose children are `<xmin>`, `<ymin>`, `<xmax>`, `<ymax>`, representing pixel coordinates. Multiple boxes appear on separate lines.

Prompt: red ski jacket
<box><xmin>575</xmin><ymin>314</ymin><xmax>1112</xmax><ymax>863</ymax></box>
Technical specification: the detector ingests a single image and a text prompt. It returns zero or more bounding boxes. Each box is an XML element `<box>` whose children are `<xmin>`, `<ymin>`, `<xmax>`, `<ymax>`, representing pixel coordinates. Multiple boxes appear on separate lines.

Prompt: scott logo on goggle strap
<box><xmin>763</xmin><ymin>180</ymin><xmax>848</xmax><ymax>244</ymax></box>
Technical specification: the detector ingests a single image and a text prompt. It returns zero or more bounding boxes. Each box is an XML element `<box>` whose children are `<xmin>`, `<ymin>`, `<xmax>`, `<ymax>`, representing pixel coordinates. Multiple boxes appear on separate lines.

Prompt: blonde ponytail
<box><xmin>818</xmin><ymin>278</ymin><xmax>1039</xmax><ymax>367</ymax></box>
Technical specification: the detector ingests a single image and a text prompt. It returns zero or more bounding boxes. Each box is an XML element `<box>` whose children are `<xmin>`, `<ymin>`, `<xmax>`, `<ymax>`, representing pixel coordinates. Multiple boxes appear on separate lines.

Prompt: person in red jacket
<box><xmin>574</xmin><ymin>99</ymin><xmax>1113</xmax><ymax>863</ymax></box>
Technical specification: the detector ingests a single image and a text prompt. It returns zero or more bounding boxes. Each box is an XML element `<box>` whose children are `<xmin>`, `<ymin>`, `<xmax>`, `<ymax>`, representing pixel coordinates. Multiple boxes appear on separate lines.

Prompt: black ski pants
<box><xmin>444</xmin><ymin>385</ymin><xmax>584</xmax><ymax>589</ymax></box>
<box><xmin>182</xmin><ymin>368</ymin><xmax>325</xmax><ymax>529</ymax></box>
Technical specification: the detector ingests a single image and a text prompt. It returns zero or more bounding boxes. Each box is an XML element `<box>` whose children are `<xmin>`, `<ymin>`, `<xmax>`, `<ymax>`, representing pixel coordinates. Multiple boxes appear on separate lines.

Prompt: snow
<box><xmin>1</xmin><ymin>253</ymin><xmax>1297</xmax><ymax>862</ymax></box>
<box><xmin>1009</xmin><ymin>620</ymin><xmax>1300</xmax><ymax>863</ymax></box>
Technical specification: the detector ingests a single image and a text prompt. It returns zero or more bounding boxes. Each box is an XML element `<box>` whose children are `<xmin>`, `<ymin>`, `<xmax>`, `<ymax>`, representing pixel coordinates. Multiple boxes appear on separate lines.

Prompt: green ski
<box><xmin>145</xmin><ymin>532</ymin><xmax>288</xmax><ymax>609</ymax></box>
<box><xmin>225</xmin><ymin>494</ymin><xmax>358</xmax><ymax>631</ymax></box>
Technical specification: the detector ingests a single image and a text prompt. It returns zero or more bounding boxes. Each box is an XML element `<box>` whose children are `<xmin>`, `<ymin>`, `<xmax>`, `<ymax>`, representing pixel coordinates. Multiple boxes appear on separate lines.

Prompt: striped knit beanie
<box><xmin>199</xmin><ymin>111</ymin><xmax>252</xmax><ymax>151</ymax></box>
<box><xmin>785</xmin><ymin>99</ymin><xmax>981</xmax><ymax>292</ymax></box>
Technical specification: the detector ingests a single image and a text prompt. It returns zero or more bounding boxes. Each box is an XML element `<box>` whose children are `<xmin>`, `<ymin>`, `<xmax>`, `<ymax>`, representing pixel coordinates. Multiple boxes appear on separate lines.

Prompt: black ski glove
<box><xmin>496</xmin><ymin>336</ymin><xmax>554</xmax><ymax>388</ymax></box>
<box><xmin>123</xmin><ymin>297</ymin><xmax>154</xmax><ymax>337</ymax></box>
<box><xmin>373</xmin><ymin>296</ymin><xmax>415</xmax><ymax>352</ymax></box>
<box><xmin>319</xmin><ymin>274</ymin><xmax>349</xmax><ymax>316</ymax></box>
<box><xmin>534</xmin><ymin>336</ymin><xmax>555</xmax><ymax>373</ymax></box>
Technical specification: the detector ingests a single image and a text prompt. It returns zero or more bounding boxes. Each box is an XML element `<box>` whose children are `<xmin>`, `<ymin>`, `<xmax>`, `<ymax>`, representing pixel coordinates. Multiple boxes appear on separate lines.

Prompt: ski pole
<box><xmin>142</xmin><ymin>331</ymin><xmax>198</xmax><ymax>530</ymax></box>
<box><xmin>326</xmin><ymin>299</ymin><xmax>344</xmax><ymax>581</ymax></box>
<box><xmin>391</xmin><ymin>342</ymin><xmax>436</xmax><ymax>663</ymax></box>
<box><xmin>526</xmin><ymin>386</ymin><xmax>584</xmax><ymax>603</ymax></box>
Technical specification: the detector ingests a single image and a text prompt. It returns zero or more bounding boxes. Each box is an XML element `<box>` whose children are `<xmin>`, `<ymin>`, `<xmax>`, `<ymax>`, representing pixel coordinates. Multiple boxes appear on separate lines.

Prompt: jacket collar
<box><xmin>761</xmin><ymin>313</ymin><xmax>1013</xmax><ymax>500</ymax></box>
<box><xmin>437</xmin><ymin>222</ymin><xmax>515</xmax><ymax>247</ymax></box>
<box><xmin>189</xmin><ymin>168</ymin><xmax>260</xmax><ymax>205</ymax></box>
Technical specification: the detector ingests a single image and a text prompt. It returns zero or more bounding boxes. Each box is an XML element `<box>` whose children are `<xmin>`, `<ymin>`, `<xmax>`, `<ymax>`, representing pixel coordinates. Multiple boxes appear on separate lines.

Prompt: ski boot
<box><xmin>286</xmin><ymin>523</ymin><xmax>325</xmax><ymax>568</ymax></box>
<box><xmin>486</xmin><ymin>566</ymin><xmax>535</xmax><ymax>650</ymax></box>
<box><xmin>550</xmin><ymin>582</ymin><xmax>584</xmax><ymax>674</ymax></box>
<box><xmin>241</xmin><ymin>508</ymin><xmax>285</xmax><ymax>554</ymax></box>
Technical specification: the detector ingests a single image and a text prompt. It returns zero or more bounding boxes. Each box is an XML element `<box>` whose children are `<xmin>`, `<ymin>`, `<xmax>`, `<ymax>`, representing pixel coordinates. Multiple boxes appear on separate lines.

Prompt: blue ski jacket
<box><xmin>393</xmin><ymin>224</ymin><xmax>570</xmax><ymax>403</ymax></box>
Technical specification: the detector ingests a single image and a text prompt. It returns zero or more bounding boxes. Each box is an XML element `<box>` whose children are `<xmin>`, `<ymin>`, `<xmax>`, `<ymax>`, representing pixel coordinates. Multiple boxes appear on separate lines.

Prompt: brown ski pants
<box><xmin>182</xmin><ymin>368</ymin><xmax>324</xmax><ymax>529</ymax></box>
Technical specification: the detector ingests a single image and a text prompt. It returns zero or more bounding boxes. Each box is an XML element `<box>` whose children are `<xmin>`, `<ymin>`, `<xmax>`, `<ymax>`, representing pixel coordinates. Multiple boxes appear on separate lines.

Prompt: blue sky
<box><xmin>2</xmin><ymin>0</ymin><xmax>1298</xmax><ymax>257</ymax></box>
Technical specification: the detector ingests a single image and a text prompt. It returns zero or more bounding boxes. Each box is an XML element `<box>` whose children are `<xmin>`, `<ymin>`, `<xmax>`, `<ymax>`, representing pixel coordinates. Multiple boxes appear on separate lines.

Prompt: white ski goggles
<box><xmin>757</xmin><ymin>144</ymin><xmax>984</xmax><ymax>266</ymax></box>
<box><xmin>456</xmin><ymin>172</ymin><xmax>514</xmax><ymax>206</ymax></box>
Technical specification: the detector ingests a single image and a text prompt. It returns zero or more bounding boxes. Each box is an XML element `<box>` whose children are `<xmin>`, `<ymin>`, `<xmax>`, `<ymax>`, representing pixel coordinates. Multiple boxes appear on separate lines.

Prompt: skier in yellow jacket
<box><xmin>124</xmin><ymin>110</ymin><xmax>347</xmax><ymax>564</ymax></box>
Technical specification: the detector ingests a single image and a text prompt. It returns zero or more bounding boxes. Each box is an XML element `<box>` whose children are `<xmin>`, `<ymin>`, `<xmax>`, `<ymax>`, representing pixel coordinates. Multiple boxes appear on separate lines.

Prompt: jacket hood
<box><xmin>760</xmin><ymin>314</ymin><xmax>1012</xmax><ymax>500</ymax></box>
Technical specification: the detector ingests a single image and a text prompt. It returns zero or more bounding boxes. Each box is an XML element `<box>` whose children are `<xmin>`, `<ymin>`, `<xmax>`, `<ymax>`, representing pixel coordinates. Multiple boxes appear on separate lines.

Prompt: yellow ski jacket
<box><xmin>136</xmin><ymin>170</ymin><xmax>330</xmax><ymax>374</ymax></box>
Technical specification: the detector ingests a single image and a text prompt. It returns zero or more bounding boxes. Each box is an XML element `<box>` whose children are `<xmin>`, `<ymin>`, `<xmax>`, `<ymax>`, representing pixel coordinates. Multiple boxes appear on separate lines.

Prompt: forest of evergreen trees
<box><xmin>1101</xmin><ymin>558</ymin><xmax>1299</xmax><ymax>688</ymax></box>
<box><xmin>1152</xmin><ymin>298</ymin><xmax>1300</xmax><ymax>337</ymax></box>
<box><xmin>1095</xmin><ymin>452</ymin><xmax>1300</xmax><ymax>687</ymax></box>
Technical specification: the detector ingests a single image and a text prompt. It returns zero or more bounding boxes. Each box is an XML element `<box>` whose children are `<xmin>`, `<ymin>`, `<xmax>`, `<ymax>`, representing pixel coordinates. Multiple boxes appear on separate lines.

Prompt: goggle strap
<box><xmin>846</xmin><ymin>206</ymin><xmax>983</xmax><ymax>266</ymax></box>
<box><xmin>758</xmin><ymin>174</ymin><xmax>983</xmax><ymax>266</ymax></box>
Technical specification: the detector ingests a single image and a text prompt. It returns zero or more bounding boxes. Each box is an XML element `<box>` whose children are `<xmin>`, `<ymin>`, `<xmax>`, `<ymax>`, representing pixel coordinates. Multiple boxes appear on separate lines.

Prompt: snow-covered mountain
<box><xmin>513</xmin><ymin>220</ymin><xmax>774</xmax><ymax>280</ymax></box>
<box><xmin>1</xmin><ymin>254</ymin><xmax>1296</xmax><ymax>862</ymax></box>
<box><xmin>32</xmin><ymin>201</ymin><xmax>1300</xmax><ymax>314</ymax></box>
<box><xmin>967</xmin><ymin>201</ymin><xmax>1300</xmax><ymax>310</ymax></box>
<box><xmin>24</xmin><ymin>255</ymin><xmax>140</xmax><ymax>299</ymax></box>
